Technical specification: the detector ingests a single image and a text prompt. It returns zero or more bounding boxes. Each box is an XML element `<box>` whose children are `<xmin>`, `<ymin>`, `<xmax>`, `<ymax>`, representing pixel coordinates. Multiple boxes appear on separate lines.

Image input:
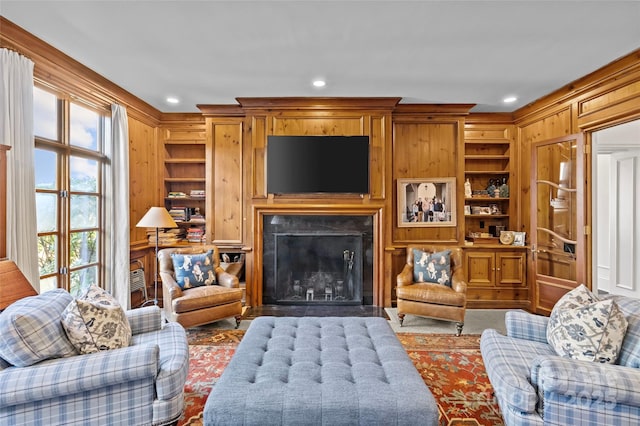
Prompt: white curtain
<box><xmin>0</xmin><ymin>49</ymin><xmax>40</xmax><ymax>289</ymax></box>
<box><xmin>105</xmin><ymin>104</ymin><xmax>130</xmax><ymax>308</ymax></box>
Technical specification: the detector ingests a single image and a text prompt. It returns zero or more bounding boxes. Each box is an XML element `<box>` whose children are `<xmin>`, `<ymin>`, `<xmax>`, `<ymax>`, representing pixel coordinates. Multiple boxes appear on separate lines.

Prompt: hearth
<box><xmin>263</xmin><ymin>215</ymin><xmax>373</xmax><ymax>305</ymax></box>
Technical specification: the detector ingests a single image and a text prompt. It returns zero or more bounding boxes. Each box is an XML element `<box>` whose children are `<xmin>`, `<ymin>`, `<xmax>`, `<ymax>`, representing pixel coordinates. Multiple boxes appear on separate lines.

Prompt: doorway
<box><xmin>592</xmin><ymin>120</ymin><xmax>640</xmax><ymax>297</ymax></box>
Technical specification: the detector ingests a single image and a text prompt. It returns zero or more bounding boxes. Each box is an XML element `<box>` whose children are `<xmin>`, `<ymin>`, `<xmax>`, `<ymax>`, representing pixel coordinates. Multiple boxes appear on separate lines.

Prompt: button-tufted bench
<box><xmin>204</xmin><ymin>316</ymin><xmax>438</xmax><ymax>425</ymax></box>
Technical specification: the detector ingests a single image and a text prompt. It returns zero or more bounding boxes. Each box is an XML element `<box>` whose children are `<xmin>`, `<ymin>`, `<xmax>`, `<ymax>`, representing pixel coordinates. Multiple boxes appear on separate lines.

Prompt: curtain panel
<box><xmin>0</xmin><ymin>48</ymin><xmax>39</xmax><ymax>289</ymax></box>
<box><xmin>106</xmin><ymin>104</ymin><xmax>131</xmax><ymax>309</ymax></box>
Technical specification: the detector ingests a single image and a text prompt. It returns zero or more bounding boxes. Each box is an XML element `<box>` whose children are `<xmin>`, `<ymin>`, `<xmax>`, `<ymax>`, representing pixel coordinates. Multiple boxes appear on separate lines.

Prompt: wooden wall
<box><xmin>3</xmin><ymin>16</ymin><xmax>640</xmax><ymax>311</ymax></box>
<box><xmin>511</xmin><ymin>49</ymin><xmax>640</xmax><ymax>312</ymax></box>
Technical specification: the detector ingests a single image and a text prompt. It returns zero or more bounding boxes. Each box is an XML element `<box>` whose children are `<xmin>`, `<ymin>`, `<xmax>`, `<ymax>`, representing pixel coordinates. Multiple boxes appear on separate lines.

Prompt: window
<box><xmin>34</xmin><ymin>86</ymin><xmax>109</xmax><ymax>295</ymax></box>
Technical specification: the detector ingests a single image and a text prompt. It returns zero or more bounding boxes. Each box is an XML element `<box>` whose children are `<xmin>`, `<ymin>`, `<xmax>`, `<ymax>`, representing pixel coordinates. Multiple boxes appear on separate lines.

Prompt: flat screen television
<box><xmin>267</xmin><ymin>135</ymin><xmax>369</xmax><ymax>194</ymax></box>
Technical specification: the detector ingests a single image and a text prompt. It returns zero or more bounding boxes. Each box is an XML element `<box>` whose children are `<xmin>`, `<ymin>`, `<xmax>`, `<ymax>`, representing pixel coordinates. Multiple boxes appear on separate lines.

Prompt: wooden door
<box><xmin>531</xmin><ymin>134</ymin><xmax>587</xmax><ymax>314</ymax></box>
<box><xmin>465</xmin><ymin>251</ymin><xmax>494</xmax><ymax>286</ymax></box>
<box><xmin>496</xmin><ymin>251</ymin><xmax>525</xmax><ymax>286</ymax></box>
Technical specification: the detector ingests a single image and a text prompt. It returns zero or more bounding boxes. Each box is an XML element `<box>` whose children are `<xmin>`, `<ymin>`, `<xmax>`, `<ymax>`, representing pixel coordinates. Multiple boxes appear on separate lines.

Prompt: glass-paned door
<box><xmin>531</xmin><ymin>133</ymin><xmax>586</xmax><ymax>314</ymax></box>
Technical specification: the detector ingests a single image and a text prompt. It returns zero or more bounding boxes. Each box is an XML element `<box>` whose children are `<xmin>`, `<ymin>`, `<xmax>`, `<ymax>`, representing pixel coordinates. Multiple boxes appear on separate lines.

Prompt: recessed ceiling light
<box><xmin>312</xmin><ymin>80</ymin><xmax>326</xmax><ymax>88</ymax></box>
<box><xmin>166</xmin><ymin>96</ymin><xmax>180</xmax><ymax>104</ymax></box>
<box><xmin>503</xmin><ymin>96</ymin><xmax>517</xmax><ymax>103</ymax></box>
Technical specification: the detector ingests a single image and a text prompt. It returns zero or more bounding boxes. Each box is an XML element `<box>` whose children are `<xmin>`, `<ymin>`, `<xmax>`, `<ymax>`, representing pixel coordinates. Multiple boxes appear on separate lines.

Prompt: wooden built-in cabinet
<box><xmin>463</xmin><ymin>123</ymin><xmax>515</xmax><ymax>240</ymax></box>
<box><xmin>464</xmin><ymin>247</ymin><xmax>528</xmax><ymax>309</ymax></box>
<box><xmin>161</xmin><ymin>122</ymin><xmax>208</xmax><ymax>239</ymax></box>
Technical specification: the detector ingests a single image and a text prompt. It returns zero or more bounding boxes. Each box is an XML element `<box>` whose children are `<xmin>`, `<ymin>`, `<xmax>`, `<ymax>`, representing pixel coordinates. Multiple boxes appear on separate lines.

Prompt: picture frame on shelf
<box><xmin>464</xmin><ymin>205</ymin><xmax>471</xmax><ymax>215</ymax></box>
<box><xmin>513</xmin><ymin>231</ymin><xmax>526</xmax><ymax>246</ymax></box>
<box><xmin>397</xmin><ymin>177</ymin><xmax>456</xmax><ymax>227</ymax></box>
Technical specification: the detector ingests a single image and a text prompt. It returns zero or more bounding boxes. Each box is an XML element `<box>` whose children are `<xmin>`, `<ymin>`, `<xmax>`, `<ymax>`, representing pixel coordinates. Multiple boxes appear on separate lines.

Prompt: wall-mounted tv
<box><xmin>267</xmin><ymin>135</ymin><xmax>369</xmax><ymax>194</ymax></box>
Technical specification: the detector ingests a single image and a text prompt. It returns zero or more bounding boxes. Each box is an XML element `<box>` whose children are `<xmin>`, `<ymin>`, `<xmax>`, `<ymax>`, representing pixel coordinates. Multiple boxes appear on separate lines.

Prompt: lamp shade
<box><xmin>136</xmin><ymin>207</ymin><xmax>178</xmax><ymax>229</ymax></box>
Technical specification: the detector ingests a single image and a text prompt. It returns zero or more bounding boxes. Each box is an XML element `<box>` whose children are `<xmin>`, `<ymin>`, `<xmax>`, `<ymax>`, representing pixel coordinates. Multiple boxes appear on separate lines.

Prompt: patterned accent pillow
<box><xmin>412</xmin><ymin>249</ymin><xmax>452</xmax><ymax>287</ymax></box>
<box><xmin>171</xmin><ymin>250</ymin><xmax>216</xmax><ymax>289</ymax></box>
<box><xmin>0</xmin><ymin>289</ymin><xmax>78</xmax><ymax>367</ymax></box>
<box><xmin>547</xmin><ymin>284</ymin><xmax>628</xmax><ymax>363</ymax></box>
<box><xmin>61</xmin><ymin>284</ymin><xmax>132</xmax><ymax>355</ymax></box>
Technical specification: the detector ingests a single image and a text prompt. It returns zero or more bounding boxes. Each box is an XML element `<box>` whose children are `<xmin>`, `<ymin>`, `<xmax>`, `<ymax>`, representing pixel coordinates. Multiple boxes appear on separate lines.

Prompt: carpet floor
<box><xmin>178</xmin><ymin>328</ymin><xmax>504</xmax><ymax>426</ymax></box>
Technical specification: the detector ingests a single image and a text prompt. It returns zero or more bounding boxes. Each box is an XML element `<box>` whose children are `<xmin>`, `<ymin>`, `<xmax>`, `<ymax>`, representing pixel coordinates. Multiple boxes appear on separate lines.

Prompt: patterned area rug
<box><xmin>179</xmin><ymin>328</ymin><xmax>504</xmax><ymax>426</ymax></box>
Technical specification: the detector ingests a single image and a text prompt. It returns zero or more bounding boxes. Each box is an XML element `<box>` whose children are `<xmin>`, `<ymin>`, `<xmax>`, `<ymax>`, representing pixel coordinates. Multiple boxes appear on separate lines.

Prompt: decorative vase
<box><xmin>499</xmin><ymin>177</ymin><xmax>509</xmax><ymax>198</ymax></box>
<box><xmin>464</xmin><ymin>178</ymin><xmax>472</xmax><ymax>198</ymax></box>
<box><xmin>486</xmin><ymin>179</ymin><xmax>496</xmax><ymax>198</ymax></box>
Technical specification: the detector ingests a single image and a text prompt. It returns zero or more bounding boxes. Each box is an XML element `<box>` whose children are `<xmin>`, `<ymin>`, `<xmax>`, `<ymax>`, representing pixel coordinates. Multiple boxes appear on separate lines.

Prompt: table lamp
<box><xmin>136</xmin><ymin>207</ymin><xmax>178</xmax><ymax>306</ymax></box>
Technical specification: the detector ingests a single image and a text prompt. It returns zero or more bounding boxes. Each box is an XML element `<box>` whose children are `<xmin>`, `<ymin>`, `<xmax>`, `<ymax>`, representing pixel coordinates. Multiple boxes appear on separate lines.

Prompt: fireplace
<box><xmin>263</xmin><ymin>215</ymin><xmax>373</xmax><ymax>305</ymax></box>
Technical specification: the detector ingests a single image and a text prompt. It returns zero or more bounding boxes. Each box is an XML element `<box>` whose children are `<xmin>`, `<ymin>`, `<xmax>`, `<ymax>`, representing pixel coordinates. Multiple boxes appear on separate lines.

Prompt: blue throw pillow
<box><xmin>413</xmin><ymin>249</ymin><xmax>452</xmax><ymax>287</ymax></box>
<box><xmin>171</xmin><ymin>250</ymin><xmax>216</xmax><ymax>289</ymax></box>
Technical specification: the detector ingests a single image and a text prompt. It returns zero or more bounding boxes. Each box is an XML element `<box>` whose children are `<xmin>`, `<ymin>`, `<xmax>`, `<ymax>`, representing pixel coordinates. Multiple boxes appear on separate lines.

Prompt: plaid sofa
<box><xmin>480</xmin><ymin>295</ymin><xmax>640</xmax><ymax>426</ymax></box>
<box><xmin>0</xmin><ymin>301</ymin><xmax>189</xmax><ymax>426</ymax></box>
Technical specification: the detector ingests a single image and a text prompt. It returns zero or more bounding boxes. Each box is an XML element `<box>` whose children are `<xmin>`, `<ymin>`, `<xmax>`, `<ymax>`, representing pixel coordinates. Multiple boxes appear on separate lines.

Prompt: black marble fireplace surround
<box><xmin>263</xmin><ymin>215</ymin><xmax>374</xmax><ymax>305</ymax></box>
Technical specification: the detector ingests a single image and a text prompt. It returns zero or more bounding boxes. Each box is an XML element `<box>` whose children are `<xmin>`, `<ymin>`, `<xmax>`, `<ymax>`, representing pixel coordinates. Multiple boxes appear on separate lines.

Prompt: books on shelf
<box><xmin>186</xmin><ymin>227</ymin><xmax>206</xmax><ymax>243</ymax></box>
<box><xmin>147</xmin><ymin>228</ymin><xmax>184</xmax><ymax>245</ymax></box>
<box><xmin>169</xmin><ymin>207</ymin><xmax>187</xmax><ymax>222</ymax></box>
<box><xmin>168</xmin><ymin>191</ymin><xmax>187</xmax><ymax>198</ymax></box>
<box><xmin>190</xmin><ymin>189</ymin><xmax>205</xmax><ymax>198</ymax></box>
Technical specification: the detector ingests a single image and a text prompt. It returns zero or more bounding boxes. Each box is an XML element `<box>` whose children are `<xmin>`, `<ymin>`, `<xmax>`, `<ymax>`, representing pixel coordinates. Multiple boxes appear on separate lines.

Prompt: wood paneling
<box><xmin>129</xmin><ymin>118</ymin><xmax>160</xmax><ymax>245</ymax></box>
<box><xmin>391</xmin><ymin>120</ymin><xmax>461</xmax><ymax>243</ymax></box>
<box><xmin>209</xmin><ymin>120</ymin><xmax>244</xmax><ymax>245</ymax></box>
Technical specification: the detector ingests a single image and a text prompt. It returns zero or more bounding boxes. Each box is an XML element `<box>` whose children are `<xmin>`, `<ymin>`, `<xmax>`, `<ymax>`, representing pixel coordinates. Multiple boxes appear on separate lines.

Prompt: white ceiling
<box><xmin>2</xmin><ymin>1</ymin><xmax>639</xmax><ymax>113</ymax></box>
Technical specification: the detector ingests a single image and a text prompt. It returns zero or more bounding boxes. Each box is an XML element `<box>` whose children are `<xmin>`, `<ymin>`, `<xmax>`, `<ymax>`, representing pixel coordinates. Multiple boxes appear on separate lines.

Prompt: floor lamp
<box><xmin>136</xmin><ymin>207</ymin><xmax>178</xmax><ymax>306</ymax></box>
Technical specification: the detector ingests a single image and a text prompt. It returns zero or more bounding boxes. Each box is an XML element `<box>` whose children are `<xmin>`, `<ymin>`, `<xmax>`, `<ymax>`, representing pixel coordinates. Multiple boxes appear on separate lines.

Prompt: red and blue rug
<box><xmin>179</xmin><ymin>329</ymin><xmax>503</xmax><ymax>426</ymax></box>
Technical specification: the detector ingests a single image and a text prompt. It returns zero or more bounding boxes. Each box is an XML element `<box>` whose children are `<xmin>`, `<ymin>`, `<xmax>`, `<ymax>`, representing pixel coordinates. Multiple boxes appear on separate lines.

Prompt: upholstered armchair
<box><xmin>396</xmin><ymin>245</ymin><xmax>467</xmax><ymax>335</ymax></box>
<box><xmin>0</xmin><ymin>291</ymin><xmax>188</xmax><ymax>426</ymax></box>
<box><xmin>158</xmin><ymin>244</ymin><xmax>243</xmax><ymax>329</ymax></box>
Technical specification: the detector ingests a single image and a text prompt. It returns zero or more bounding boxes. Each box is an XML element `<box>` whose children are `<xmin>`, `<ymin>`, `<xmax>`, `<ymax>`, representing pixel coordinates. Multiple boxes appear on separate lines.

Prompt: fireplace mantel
<box><xmin>249</xmin><ymin>204</ymin><xmax>385</xmax><ymax>308</ymax></box>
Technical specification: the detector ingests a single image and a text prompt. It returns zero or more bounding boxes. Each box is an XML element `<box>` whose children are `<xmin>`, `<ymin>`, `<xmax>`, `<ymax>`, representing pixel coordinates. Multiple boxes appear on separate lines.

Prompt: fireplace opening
<box><xmin>263</xmin><ymin>215</ymin><xmax>373</xmax><ymax>306</ymax></box>
<box><xmin>274</xmin><ymin>233</ymin><xmax>362</xmax><ymax>304</ymax></box>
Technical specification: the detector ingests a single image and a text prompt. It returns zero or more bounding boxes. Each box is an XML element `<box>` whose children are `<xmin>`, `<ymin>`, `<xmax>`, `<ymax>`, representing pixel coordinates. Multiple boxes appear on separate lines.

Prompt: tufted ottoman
<box><xmin>203</xmin><ymin>316</ymin><xmax>438</xmax><ymax>426</ymax></box>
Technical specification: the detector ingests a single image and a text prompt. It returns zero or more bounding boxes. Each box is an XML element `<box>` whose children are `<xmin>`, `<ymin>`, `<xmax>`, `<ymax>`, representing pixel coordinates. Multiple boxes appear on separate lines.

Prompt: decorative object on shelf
<box><xmin>136</xmin><ymin>207</ymin><xmax>178</xmax><ymax>306</ymax></box>
<box><xmin>490</xmin><ymin>204</ymin><xmax>501</xmax><ymax>215</ymax></box>
<box><xmin>397</xmin><ymin>178</ymin><xmax>457</xmax><ymax>227</ymax></box>
<box><xmin>499</xmin><ymin>177</ymin><xmax>509</xmax><ymax>198</ymax></box>
<box><xmin>464</xmin><ymin>205</ymin><xmax>471</xmax><ymax>215</ymax></box>
<box><xmin>464</xmin><ymin>178</ymin><xmax>472</xmax><ymax>198</ymax></box>
<box><xmin>513</xmin><ymin>231</ymin><xmax>526</xmax><ymax>246</ymax></box>
<box><xmin>486</xmin><ymin>179</ymin><xmax>497</xmax><ymax>198</ymax></box>
<box><xmin>499</xmin><ymin>230</ymin><xmax>515</xmax><ymax>245</ymax></box>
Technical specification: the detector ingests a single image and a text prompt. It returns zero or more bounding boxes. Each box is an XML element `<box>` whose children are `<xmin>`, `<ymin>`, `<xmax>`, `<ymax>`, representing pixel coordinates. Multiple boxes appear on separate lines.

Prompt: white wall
<box><xmin>596</xmin><ymin>154</ymin><xmax>611</xmax><ymax>292</ymax></box>
<box><xmin>593</xmin><ymin>120</ymin><xmax>640</xmax><ymax>295</ymax></box>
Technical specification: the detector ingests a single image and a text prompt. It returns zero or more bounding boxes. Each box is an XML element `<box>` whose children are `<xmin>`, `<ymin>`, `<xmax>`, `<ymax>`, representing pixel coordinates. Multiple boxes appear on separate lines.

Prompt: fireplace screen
<box><xmin>262</xmin><ymin>215</ymin><xmax>373</xmax><ymax>305</ymax></box>
<box><xmin>273</xmin><ymin>233</ymin><xmax>362</xmax><ymax>304</ymax></box>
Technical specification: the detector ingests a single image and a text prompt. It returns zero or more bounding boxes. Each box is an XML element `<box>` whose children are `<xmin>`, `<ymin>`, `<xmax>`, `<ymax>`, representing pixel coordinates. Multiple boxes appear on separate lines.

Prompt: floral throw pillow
<box><xmin>547</xmin><ymin>284</ymin><xmax>628</xmax><ymax>363</ymax></box>
<box><xmin>171</xmin><ymin>250</ymin><xmax>216</xmax><ymax>289</ymax></box>
<box><xmin>61</xmin><ymin>284</ymin><xmax>132</xmax><ymax>355</ymax></box>
<box><xmin>412</xmin><ymin>249</ymin><xmax>452</xmax><ymax>287</ymax></box>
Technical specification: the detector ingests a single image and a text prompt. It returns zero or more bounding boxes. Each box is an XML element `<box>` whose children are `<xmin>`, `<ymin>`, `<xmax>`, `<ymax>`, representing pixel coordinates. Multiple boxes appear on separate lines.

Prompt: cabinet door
<box><xmin>465</xmin><ymin>251</ymin><xmax>494</xmax><ymax>286</ymax></box>
<box><xmin>496</xmin><ymin>251</ymin><xmax>525</xmax><ymax>286</ymax></box>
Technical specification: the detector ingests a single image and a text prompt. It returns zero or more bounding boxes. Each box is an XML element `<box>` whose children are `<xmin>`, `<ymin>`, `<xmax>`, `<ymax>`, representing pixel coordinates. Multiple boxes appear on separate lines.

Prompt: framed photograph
<box><xmin>397</xmin><ymin>178</ymin><xmax>456</xmax><ymax>227</ymax></box>
<box><xmin>513</xmin><ymin>231</ymin><xmax>526</xmax><ymax>246</ymax></box>
<box><xmin>464</xmin><ymin>205</ymin><xmax>471</xmax><ymax>215</ymax></box>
